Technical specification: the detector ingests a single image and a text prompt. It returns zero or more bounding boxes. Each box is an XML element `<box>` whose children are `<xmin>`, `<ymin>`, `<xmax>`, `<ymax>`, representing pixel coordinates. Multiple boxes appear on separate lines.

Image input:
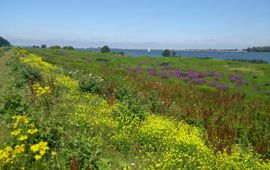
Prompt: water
<box><xmin>87</xmin><ymin>48</ymin><xmax>270</xmax><ymax>63</ymax></box>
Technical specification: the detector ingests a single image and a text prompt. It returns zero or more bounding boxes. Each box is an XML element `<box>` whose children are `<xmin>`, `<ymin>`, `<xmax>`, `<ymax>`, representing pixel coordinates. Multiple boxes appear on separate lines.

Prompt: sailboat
<box><xmin>148</xmin><ymin>48</ymin><xmax>151</xmax><ymax>52</ymax></box>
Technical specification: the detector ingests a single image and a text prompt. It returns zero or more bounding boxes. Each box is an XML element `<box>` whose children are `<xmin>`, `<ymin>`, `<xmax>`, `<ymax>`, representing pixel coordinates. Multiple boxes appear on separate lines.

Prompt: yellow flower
<box><xmin>0</xmin><ymin>146</ymin><xmax>13</xmax><ymax>164</ymax></box>
<box><xmin>30</xmin><ymin>144</ymin><xmax>39</xmax><ymax>153</ymax></box>
<box><xmin>34</xmin><ymin>155</ymin><xmax>42</xmax><ymax>160</ymax></box>
<box><xmin>27</xmin><ymin>128</ymin><xmax>38</xmax><ymax>134</ymax></box>
<box><xmin>18</xmin><ymin>135</ymin><xmax>28</xmax><ymax>141</ymax></box>
<box><xmin>32</xmin><ymin>83</ymin><xmax>51</xmax><ymax>97</ymax></box>
<box><xmin>30</xmin><ymin>123</ymin><xmax>35</xmax><ymax>128</ymax></box>
<box><xmin>11</xmin><ymin>129</ymin><xmax>22</xmax><ymax>136</ymax></box>
<box><xmin>30</xmin><ymin>141</ymin><xmax>49</xmax><ymax>155</ymax></box>
<box><xmin>51</xmin><ymin>151</ymin><xmax>57</xmax><ymax>156</ymax></box>
<box><xmin>14</xmin><ymin>144</ymin><xmax>25</xmax><ymax>154</ymax></box>
<box><xmin>39</xmin><ymin>148</ymin><xmax>46</xmax><ymax>155</ymax></box>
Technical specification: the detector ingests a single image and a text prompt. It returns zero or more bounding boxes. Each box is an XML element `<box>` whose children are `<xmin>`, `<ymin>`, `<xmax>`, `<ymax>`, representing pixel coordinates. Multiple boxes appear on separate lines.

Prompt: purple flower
<box><xmin>208</xmin><ymin>82</ymin><xmax>229</xmax><ymax>90</ymax></box>
<box><xmin>147</xmin><ymin>68</ymin><xmax>158</xmax><ymax>75</ymax></box>
<box><xmin>157</xmin><ymin>72</ymin><xmax>170</xmax><ymax>78</ymax></box>
<box><xmin>229</xmin><ymin>74</ymin><xmax>248</xmax><ymax>86</ymax></box>
<box><xmin>187</xmin><ymin>70</ymin><xmax>204</xmax><ymax>79</ymax></box>
<box><xmin>229</xmin><ymin>74</ymin><xmax>243</xmax><ymax>82</ymax></box>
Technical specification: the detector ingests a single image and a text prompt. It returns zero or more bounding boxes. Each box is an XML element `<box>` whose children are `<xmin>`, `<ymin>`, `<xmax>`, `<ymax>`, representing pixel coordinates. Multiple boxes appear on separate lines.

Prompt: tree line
<box><xmin>244</xmin><ymin>46</ymin><xmax>270</xmax><ymax>52</ymax></box>
<box><xmin>33</xmin><ymin>45</ymin><xmax>74</xmax><ymax>50</ymax></box>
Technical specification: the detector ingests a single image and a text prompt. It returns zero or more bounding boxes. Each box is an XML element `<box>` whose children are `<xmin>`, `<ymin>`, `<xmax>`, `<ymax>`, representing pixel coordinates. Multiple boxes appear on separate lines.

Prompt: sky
<box><xmin>1</xmin><ymin>0</ymin><xmax>270</xmax><ymax>49</ymax></box>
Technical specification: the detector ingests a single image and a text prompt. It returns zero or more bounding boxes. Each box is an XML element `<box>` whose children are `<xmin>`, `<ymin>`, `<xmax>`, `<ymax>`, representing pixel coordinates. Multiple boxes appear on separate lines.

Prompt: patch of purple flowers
<box><xmin>229</xmin><ymin>74</ymin><xmax>248</xmax><ymax>86</ymax></box>
<box><xmin>187</xmin><ymin>70</ymin><xmax>205</xmax><ymax>79</ymax></box>
<box><xmin>127</xmin><ymin>64</ymin><xmax>232</xmax><ymax>91</ymax></box>
<box><xmin>208</xmin><ymin>82</ymin><xmax>229</xmax><ymax>90</ymax></box>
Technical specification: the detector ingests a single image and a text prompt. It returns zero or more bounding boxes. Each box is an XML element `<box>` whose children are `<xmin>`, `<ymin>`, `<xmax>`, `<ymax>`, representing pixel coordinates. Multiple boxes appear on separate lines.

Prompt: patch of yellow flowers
<box><xmin>30</xmin><ymin>141</ymin><xmax>49</xmax><ymax>160</ymax></box>
<box><xmin>0</xmin><ymin>115</ymin><xmax>56</xmax><ymax>168</ymax></box>
<box><xmin>17</xmin><ymin>50</ymin><xmax>56</xmax><ymax>73</ymax></box>
<box><xmin>32</xmin><ymin>83</ymin><xmax>51</xmax><ymax>97</ymax></box>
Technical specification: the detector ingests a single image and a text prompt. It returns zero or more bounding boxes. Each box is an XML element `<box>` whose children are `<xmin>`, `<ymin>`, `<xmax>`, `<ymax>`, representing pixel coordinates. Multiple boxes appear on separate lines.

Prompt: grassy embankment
<box><xmin>0</xmin><ymin>47</ymin><xmax>269</xmax><ymax>169</ymax></box>
<box><xmin>28</xmin><ymin>48</ymin><xmax>270</xmax><ymax>154</ymax></box>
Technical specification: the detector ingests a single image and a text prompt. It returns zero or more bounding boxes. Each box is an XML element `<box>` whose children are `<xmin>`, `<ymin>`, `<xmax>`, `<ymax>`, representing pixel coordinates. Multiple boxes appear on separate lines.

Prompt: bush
<box><xmin>116</xmin><ymin>51</ymin><xmax>125</xmax><ymax>56</ymax></box>
<box><xmin>21</xmin><ymin>65</ymin><xmax>42</xmax><ymax>83</ymax></box>
<box><xmin>162</xmin><ymin>49</ymin><xmax>171</xmax><ymax>57</ymax></box>
<box><xmin>0</xmin><ymin>92</ymin><xmax>28</xmax><ymax>114</ymax></box>
<box><xmin>100</xmin><ymin>45</ymin><xmax>111</xmax><ymax>53</ymax></box>
<box><xmin>78</xmin><ymin>74</ymin><xmax>104</xmax><ymax>93</ymax></box>
<box><xmin>63</xmin><ymin>46</ymin><xmax>74</xmax><ymax>50</ymax></box>
<box><xmin>115</xmin><ymin>86</ymin><xmax>147</xmax><ymax>119</ymax></box>
<box><xmin>50</xmin><ymin>45</ymin><xmax>61</xmax><ymax>49</ymax></box>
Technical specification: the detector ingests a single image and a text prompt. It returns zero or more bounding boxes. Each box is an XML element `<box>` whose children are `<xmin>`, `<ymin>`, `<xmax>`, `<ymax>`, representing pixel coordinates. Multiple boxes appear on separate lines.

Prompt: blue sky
<box><xmin>1</xmin><ymin>0</ymin><xmax>270</xmax><ymax>49</ymax></box>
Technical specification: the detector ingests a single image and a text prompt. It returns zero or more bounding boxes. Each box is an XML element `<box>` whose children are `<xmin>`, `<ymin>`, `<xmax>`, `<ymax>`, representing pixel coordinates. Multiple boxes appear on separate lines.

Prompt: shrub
<box><xmin>63</xmin><ymin>46</ymin><xmax>74</xmax><ymax>50</ymax></box>
<box><xmin>21</xmin><ymin>65</ymin><xmax>42</xmax><ymax>83</ymax></box>
<box><xmin>0</xmin><ymin>92</ymin><xmax>28</xmax><ymax>114</ymax></box>
<box><xmin>162</xmin><ymin>49</ymin><xmax>171</xmax><ymax>57</ymax></box>
<box><xmin>50</xmin><ymin>45</ymin><xmax>61</xmax><ymax>49</ymax></box>
<box><xmin>78</xmin><ymin>74</ymin><xmax>104</xmax><ymax>93</ymax></box>
<box><xmin>100</xmin><ymin>45</ymin><xmax>111</xmax><ymax>53</ymax></box>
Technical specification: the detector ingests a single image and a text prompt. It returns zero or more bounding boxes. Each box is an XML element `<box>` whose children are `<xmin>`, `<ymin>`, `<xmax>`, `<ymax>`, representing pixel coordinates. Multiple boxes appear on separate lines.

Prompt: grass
<box><xmin>26</xmin><ymin>48</ymin><xmax>270</xmax><ymax>155</ymax></box>
<box><xmin>28</xmin><ymin>48</ymin><xmax>270</xmax><ymax>98</ymax></box>
<box><xmin>0</xmin><ymin>47</ymin><xmax>270</xmax><ymax>169</ymax></box>
<box><xmin>0</xmin><ymin>48</ymin><xmax>14</xmax><ymax>147</ymax></box>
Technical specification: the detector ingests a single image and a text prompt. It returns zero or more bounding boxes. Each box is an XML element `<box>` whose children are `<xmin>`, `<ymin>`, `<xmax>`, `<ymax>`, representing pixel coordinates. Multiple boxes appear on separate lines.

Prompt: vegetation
<box><xmin>162</xmin><ymin>49</ymin><xmax>171</xmax><ymax>57</ymax></box>
<box><xmin>244</xmin><ymin>46</ymin><xmax>270</xmax><ymax>52</ymax></box>
<box><xmin>63</xmin><ymin>46</ymin><xmax>74</xmax><ymax>50</ymax></box>
<box><xmin>41</xmin><ymin>45</ymin><xmax>46</xmax><ymax>48</ymax></box>
<box><xmin>100</xmin><ymin>45</ymin><xmax>111</xmax><ymax>53</ymax></box>
<box><xmin>116</xmin><ymin>51</ymin><xmax>125</xmax><ymax>56</ymax></box>
<box><xmin>0</xmin><ymin>36</ymin><xmax>11</xmax><ymax>47</ymax></box>
<box><xmin>49</xmin><ymin>45</ymin><xmax>61</xmax><ymax>49</ymax></box>
<box><xmin>0</xmin><ymin>47</ymin><xmax>270</xmax><ymax>169</ymax></box>
<box><xmin>227</xmin><ymin>59</ymin><xmax>268</xmax><ymax>64</ymax></box>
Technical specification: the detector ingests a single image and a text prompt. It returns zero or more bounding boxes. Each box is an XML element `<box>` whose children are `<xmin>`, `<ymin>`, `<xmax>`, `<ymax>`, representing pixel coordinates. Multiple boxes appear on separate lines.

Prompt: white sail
<box><xmin>148</xmin><ymin>48</ymin><xmax>151</xmax><ymax>52</ymax></box>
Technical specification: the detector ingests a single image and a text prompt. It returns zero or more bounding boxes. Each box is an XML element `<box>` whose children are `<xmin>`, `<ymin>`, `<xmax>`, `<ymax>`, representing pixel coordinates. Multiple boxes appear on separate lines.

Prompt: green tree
<box><xmin>41</xmin><ymin>44</ymin><xmax>46</xmax><ymax>48</ymax></box>
<box><xmin>63</xmin><ymin>46</ymin><xmax>74</xmax><ymax>50</ymax></box>
<box><xmin>0</xmin><ymin>36</ymin><xmax>11</xmax><ymax>47</ymax></box>
<box><xmin>172</xmin><ymin>51</ymin><xmax>176</xmax><ymax>56</ymax></box>
<box><xmin>162</xmin><ymin>49</ymin><xmax>171</xmax><ymax>57</ymax></box>
<box><xmin>50</xmin><ymin>45</ymin><xmax>61</xmax><ymax>49</ymax></box>
<box><xmin>100</xmin><ymin>45</ymin><xmax>111</xmax><ymax>53</ymax></box>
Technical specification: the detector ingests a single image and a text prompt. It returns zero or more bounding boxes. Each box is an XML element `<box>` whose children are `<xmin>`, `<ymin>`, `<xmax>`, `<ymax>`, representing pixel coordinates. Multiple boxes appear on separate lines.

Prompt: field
<box><xmin>0</xmin><ymin>47</ymin><xmax>270</xmax><ymax>169</ymax></box>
